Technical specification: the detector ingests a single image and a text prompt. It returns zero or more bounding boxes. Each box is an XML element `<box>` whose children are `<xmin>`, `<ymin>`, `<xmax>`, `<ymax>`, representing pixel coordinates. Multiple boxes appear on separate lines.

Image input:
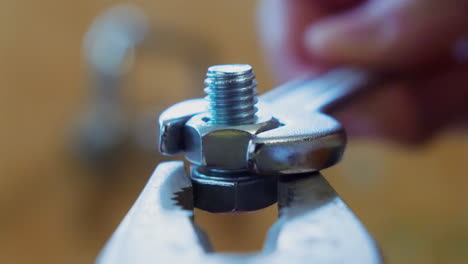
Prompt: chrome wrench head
<box><xmin>159</xmin><ymin>67</ymin><xmax>375</xmax><ymax>212</ymax></box>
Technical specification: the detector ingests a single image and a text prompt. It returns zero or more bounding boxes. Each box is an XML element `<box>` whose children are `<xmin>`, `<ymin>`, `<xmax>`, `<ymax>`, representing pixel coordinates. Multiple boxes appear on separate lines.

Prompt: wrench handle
<box><xmin>260</xmin><ymin>69</ymin><xmax>383</xmax><ymax>115</ymax></box>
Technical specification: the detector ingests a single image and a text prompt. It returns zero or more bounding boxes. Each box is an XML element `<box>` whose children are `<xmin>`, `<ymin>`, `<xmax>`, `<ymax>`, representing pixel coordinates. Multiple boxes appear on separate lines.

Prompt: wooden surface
<box><xmin>0</xmin><ymin>1</ymin><xmax>467</xmax><ymax>263</ymax></box>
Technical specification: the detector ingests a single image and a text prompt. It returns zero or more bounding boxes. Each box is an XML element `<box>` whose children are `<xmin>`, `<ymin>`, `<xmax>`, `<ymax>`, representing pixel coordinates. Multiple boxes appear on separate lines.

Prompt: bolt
<box><xmin>184</xmin><ymin>64</ymin><xmax>279</xmax><ymax>212</ymax></box>
<box><xmin>204</xmin><ymin>64</ymin><xmax>258</xmax><ymax>125</ymax></box>
<box><xmin>182</xmin><ymin>64</ymin><xmax>280</xmax><ymax>171</ymax></box>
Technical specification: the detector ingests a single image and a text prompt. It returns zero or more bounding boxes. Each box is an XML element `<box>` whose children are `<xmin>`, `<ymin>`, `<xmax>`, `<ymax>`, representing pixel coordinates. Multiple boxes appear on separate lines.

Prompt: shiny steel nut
<box><xmin>184</xmin><ymin>109</ymin><xmax>280</xmax><ymax>170</ymax></box>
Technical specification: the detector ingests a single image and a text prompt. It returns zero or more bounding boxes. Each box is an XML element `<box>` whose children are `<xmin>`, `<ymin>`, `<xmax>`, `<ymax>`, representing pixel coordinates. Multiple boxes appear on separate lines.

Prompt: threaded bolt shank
<box><xmin>204</xmin><ymin>64</ymin><xmax>258</xmax><ymax>125</ymax></box>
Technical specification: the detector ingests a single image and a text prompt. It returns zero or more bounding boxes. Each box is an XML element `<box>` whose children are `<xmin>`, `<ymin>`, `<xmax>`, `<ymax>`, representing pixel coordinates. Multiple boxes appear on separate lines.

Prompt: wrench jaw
<box><xmin>159</xmin><ymin>98</ymin><xmax>347</xmax><ymax>176</ymax></box>
<box><xmin>248</xmin><ymin>112</ymin><xmax>346</xmax><ymax>175</ymax></box>
<box><xmin>159</xmin><ymin>98</ymin><xmax>207</xmax><ymax>155</ymax></box>
<box><xmin>158</xmin><ymin>97</ymin><xmax>347</xmax><ymax>213</ymax></box>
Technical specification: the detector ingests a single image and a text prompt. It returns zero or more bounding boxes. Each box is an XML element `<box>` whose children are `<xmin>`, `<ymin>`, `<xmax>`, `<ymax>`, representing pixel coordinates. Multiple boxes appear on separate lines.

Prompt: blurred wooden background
<box><xmin>0</xmin><ymin>0</ymin><xmax>467</xmax><ymax>263</ymax></box>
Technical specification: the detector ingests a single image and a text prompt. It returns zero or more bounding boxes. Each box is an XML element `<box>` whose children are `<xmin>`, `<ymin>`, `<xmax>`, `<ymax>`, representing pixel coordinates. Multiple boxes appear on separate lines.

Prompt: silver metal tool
<box><xmin>97</xmin><ymin>65</ymin><xmax>383</xmax><ymax>263</ymax></box>
<box><xmin>159</xmin><ymin>65</ymin><xmax>375</xmax><ymax>213</ymax></box>
<box><xmin>97</xmin><ymin>162</ymin><xmax>381</xmax><ymax>264</ymax></box>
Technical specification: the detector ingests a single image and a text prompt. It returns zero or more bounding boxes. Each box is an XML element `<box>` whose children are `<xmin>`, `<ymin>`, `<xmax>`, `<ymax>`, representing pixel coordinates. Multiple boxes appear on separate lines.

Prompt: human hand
<box><xmin>257</xmin><ymin>0</ymin><xmax>468</xmax><ymax>143</ymax></box>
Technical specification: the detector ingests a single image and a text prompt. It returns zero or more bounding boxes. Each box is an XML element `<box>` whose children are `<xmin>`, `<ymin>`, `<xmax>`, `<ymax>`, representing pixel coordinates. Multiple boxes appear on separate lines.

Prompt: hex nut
<box><xmin>184</xmin><ymin>108</ymin><xmax>280</xmax><ymax>171</ymax></box>
<box><xmin>191</xmin><ymin>167</ymin><xmax>278</xmax><ymax>213</ymax></box>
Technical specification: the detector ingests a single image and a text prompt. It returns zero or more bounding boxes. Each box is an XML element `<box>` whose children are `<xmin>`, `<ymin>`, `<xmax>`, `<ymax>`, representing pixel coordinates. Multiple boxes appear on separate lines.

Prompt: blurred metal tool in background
<box><xmin>98</xmin><ymin>66</ymin><xmax>385</xmax><ymax>263</ymax></box>
<box><xmin>74</xmin><ymin>4</ymin><xmax>216</xmax><ymax>169</ymax></box>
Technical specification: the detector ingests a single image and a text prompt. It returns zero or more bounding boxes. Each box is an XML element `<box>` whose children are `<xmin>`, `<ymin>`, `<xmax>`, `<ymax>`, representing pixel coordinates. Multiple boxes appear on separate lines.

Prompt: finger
<box><xmin>336</xmin><ymin>66</ymin><xmax>468</xmax><ymax>143</ymax></box>
<box><xmin>335</xmin><ymin>80</ymin><xmax>423</xmax><ymax>143</ymax></box>
<box><xmin>305</xmin><ymin>0</ymin><xmax>468</xmax><ymax>69</ymax></box>
<box><xmin>410</xmin><ymin>66</ymin><xmax>468</xmax><ymax>139</ymax></box>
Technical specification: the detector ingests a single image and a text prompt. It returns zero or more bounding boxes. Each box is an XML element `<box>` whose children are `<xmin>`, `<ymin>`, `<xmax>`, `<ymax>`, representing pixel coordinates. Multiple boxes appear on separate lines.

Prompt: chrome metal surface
<box><xmin>159</xmin><ymin>99</ymin><xmax>207</xmax><ymax>155</ymax></box>
<box><xmin>251</xmin><ymin>69</ymin><xmax>376</xmax><ymax>174</ymax></box>
<box><xmin>97</xmin><ymin>162</ymin><xmax>381</xmax><ymax>264</ymax></box>
<box><xmin>260</xmin><ymin>69</ymin><xmax>375</xmax><ymax>115</ymax></box>
<box><xmin>247</xmin><ymin>112</ymin><xmax>346</xmax><ymax>174</ymax></box>
<box><xmin>96</xmin><ymin>162</ymin><xmax>211</xmax><ymax>264</ymax></box>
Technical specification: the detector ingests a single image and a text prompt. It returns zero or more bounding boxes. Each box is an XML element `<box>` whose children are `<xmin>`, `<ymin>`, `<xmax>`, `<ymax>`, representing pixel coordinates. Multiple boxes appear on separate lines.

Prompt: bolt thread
<box><xmin>204</xmin><ymin>64</ymin><xmax>258</xmax><ymax>125</ymax></box>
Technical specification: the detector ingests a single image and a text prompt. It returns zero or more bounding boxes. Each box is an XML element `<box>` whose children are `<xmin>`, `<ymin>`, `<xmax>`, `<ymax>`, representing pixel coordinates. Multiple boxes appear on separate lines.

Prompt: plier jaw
<box><xmin>97</xmin><ymin>161</ymin><xmax>382</xmax><ymax>264</ymax></box>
